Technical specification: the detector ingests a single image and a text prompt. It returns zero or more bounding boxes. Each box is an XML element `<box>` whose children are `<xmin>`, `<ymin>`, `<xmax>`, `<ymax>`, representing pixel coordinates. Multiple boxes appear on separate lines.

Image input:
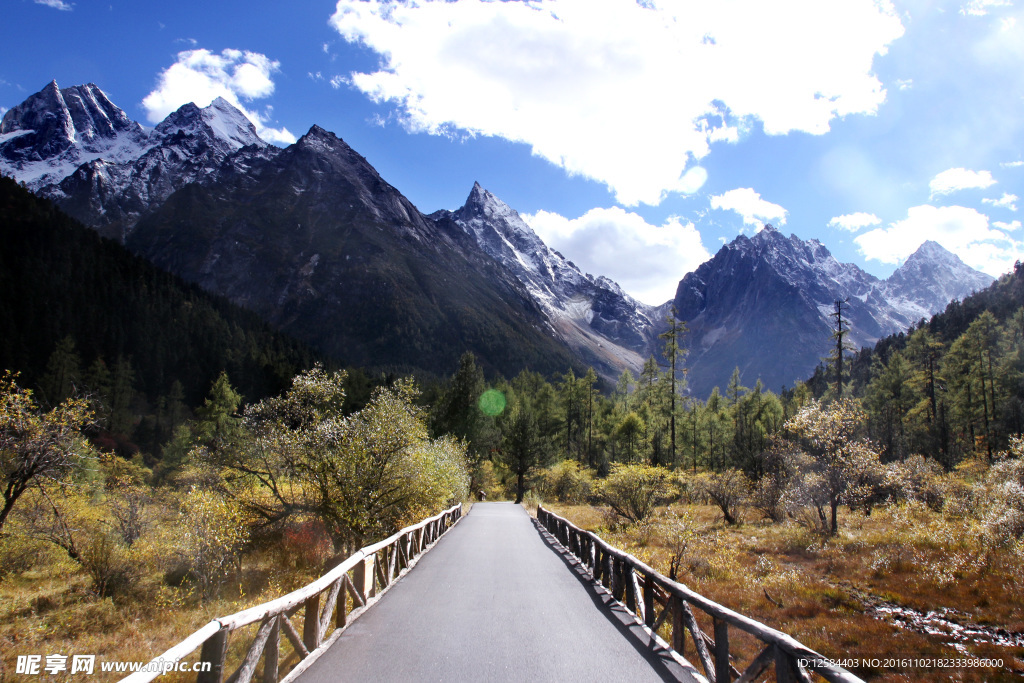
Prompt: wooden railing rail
<box><xmin>537</xmin><ymin>506</ymin><xmax>863</xmax><ymax>683</ymax></box>
<box><xmin>122</xmin><ymin>503</ymin><xmax>463</xmax><ymax>683</ymax></box>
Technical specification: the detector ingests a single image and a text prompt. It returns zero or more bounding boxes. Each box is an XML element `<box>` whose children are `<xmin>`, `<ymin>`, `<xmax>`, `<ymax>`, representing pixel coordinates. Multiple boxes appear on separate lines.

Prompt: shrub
<box><xmin>982</xmin><ymin>454</ymin><xmax>1024</xmax><ymax>549</ymax></box>
<box><xmin>885</xmin><ymin>455</ymin><xmax>946</xmax><ymax>511</ymax></box>
<box><xmin>472</xmin><ymin>460</ymin><xmax>505</xmax><ymax>501</ymax></box>
<box><xmin>695</xmin><ymin>469</ymin><xmax>749</xmax><ymax>525</ymax></box>
<box><xmin>174</xmin><ymin>488</ymin><xmax>248</xmax><ymax>598</ymax></box>
<box><xmin>79</xmin><ymin>529</ymin><xmax>141</xmax><ymax>599</ymax></box>
<box><xmin>0</xmin><ymin>533</ymin><xmax>52</xmax><ymax>579</ymax></box>
<box><xmin>597</xmin><ymin>464</ymin><xmax>672</xmax><ymax>525</ymax></box>
<box><xmin>217</xmin><ymin>370</ymin><xmax>470</xmax><ymax>554</ymax></box>
<box><xmin>279</xmin><ymin>518</ymin><xmax>333</xmax><ymax>571</ymax></box>
<box><xmin>522</xmin><ymin>489</ymin><xmax>543</xmax><ymax>510</ymax></box>
<box><xmin>540</xmin><ymin>460</ymin><xmax>594</xmax><ymax>504</ymax></box>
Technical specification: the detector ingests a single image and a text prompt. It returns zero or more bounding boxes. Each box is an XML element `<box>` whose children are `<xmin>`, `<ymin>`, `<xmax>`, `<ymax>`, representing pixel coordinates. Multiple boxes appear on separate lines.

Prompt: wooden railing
<box><xmin>123</xmin><ymin>504</ymin><xmax>463</xmax><ymax>683</ymax></box>
<box><xmin>537</xmin><ymin>506</ymin><xmax>863</xmax><ymax>683</ymax></box>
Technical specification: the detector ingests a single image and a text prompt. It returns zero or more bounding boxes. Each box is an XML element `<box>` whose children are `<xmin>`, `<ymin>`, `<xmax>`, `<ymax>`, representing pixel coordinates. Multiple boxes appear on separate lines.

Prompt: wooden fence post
<box><xmin>262</xmin><ymin>617</ymin><xmax>280</xmax><ymax>683</ymax></box>
<box><xmin>672</xmin><ymin>596</ymin><xmax>686</xmax><ymax>656</ymax></box>
<box><xmin>643</xmin><ymin>573</ymin><xmax>655</xmax><ymax>629</ymax></box>
<box><xmin>197</xmin><ymin>629</ymin><xmax>228</xmax><ymax>683</ymax></box>
<box><xmin>714</xmin><ymin>617</ymin><xmax>730</xmax><ymax>683</ymax></box>
<box><xmin>303</xmin><ymin>593</ymin><xmax>321</xmax><ymax>652</ymax></box>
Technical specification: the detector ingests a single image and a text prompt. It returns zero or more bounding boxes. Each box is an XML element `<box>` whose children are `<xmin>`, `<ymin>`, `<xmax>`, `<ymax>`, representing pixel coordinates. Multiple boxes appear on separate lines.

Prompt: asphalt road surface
<box><xmin>300</xmin><ymin>502</ymin><xmax>704</xmax><ymax>682</ymax></box>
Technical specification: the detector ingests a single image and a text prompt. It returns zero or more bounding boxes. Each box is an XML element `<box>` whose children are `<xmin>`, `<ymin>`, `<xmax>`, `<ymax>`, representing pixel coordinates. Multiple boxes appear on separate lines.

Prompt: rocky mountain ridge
<box><xmin>0</xmin><ymin>81</ymin><xmax>152</xmax><ymax>189</ymax></box>
<box><xmin>432</xmin><ymin>183</ymin><xmax>658</xmax><ymax>375</ymax></box>
<box><xmin>0</xmin><ymin>81</ymin><xmax>996</xmax><ymax>390</ymax></box>
<box><xmin>671</xmin><ymin>226</ymin><xmax>993</xmax><ymax>397</ymax></box>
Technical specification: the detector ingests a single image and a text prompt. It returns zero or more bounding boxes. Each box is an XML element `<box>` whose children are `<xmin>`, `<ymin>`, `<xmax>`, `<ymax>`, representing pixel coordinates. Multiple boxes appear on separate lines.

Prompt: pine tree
<box><xmin>582</xmin><ymin>368</ymin><xmax>597</xmax><ymax>468</ymax></box>
<box><xmin>499</xmin><ymin>397</ymin><xmax>548</xmax><ymax>503</ymax></box>
<box><xmin>194</xmin><ymin>370</ymin><xmax>242</xmax><ymax>447</ymax></box>
<box><xmin>40</xmin><ymin>336</ymin><xmax>81</xmax><ymax>406</ymax></box>
<box><xmin>109</xmin><ymin>356</ymin><xmax>136</xmax><ymax>435</ymax></box>
<box><xmin>659</xmin><ymin>308</ymin><xmax>688</xmax><ymax>468</ymax></box>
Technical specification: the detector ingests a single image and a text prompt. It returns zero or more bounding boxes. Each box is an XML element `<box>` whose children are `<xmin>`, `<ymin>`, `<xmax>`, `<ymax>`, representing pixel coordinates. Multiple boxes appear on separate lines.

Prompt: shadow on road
<box><xmin>532</xmin><ymin>518</ymin><xmax>703</xmax><ymax>683</ymax></box>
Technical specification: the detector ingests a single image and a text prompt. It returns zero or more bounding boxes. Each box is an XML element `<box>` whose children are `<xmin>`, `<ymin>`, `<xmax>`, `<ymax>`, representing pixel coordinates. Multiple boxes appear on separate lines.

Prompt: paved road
<box><xmin>301</xmin><ymin>502</ymin><xmax>703</xmax><ymax>682</ymax></box>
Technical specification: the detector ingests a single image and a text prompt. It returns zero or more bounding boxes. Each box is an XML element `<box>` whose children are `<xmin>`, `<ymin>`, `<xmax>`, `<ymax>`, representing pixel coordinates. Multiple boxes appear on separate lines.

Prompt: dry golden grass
<box><xmin>545</xmin><ymin>501</ymin><xmax>1024</xmax><ymax>682</ymax></box>
<box><xmin>0</xmin><ymin>547</ymin><xmax>329</xmax><ymax>682</ymax></box>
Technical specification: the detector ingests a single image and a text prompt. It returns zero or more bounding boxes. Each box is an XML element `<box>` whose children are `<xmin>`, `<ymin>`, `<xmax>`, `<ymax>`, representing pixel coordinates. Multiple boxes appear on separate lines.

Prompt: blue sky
<box><xmin>2</xmin><ymin>0</ymin><xmax>1022</xmax><ymax>305</ymax></box>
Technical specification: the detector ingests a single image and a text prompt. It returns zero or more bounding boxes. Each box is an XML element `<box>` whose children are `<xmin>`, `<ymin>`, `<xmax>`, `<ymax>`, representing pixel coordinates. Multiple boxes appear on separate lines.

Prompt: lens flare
<box><xmin>478</xmin><ymin>389</ymin><xmax>506</xmax><ymax>416</ymax></box>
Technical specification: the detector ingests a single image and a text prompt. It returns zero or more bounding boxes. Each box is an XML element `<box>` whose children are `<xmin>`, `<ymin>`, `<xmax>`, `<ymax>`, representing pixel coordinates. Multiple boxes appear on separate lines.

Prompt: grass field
<box><xmin>542</xmin><ymin>500</ymin><xmax>1024</xmax><ymax>682</ymax></box>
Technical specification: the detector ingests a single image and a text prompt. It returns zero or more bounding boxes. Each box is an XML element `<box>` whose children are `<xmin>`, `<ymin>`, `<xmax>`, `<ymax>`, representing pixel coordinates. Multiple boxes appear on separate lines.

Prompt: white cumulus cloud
<box><xmin>523</xmin><ymin>207</ymin><xmax>711</xmax><ymax>305</ymax></box>
<box><xmin>855</xmin><ymin>204</ymin><xmax>1022</xmax><ymax>276</ymax></box>
<box><xmin>929</xmin><ymin>167</ymin><xmax>996</xmax><ymax>197</ymax></box>
<box><xmin>142</xmin><ymin>48</ymin><xmax>296</xmax><ymax>145</ymax></box>
<box><xmin>709</xmin><ymin>188</ymin><xmax>787</xmax><ymax>228</ymax></box>
<box><xmin>983</xmin><ymin>192</ymin><xmax>1019</xmax><ymax>211</ymax></box>
<box><xmin>828</xmin><ymin>212</ymin><xmax>882</xmax><ymax>232</ymax></box>
<box><xmin>329</xmin><ymin>0</ymin><xmax>904</xmax><ymax>206</ymax></box>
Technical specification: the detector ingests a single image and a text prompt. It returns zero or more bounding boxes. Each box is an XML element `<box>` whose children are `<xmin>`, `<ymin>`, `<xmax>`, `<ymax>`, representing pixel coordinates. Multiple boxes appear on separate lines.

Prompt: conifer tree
<box><xmin>109</xmin><ymin>356</ymin><xmax>135</xmax><ymax>435</ymax></box>
<box><xmin>40</xmin><ymin>336</ymin><xmax>81</xmax><ymax>406</ymax></box>
<box><xmin>659</xmin><ymin>308</ymin><xmax>688</xmax><ymax>468</ymax></box>
<box><xmin>499</xmin><ymin>397</ymin><xmax>548</xmax><ymax>503</ymax></box>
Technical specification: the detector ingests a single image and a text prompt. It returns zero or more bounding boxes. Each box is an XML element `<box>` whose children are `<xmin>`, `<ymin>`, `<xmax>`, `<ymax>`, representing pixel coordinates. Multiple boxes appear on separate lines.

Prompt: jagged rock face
<box><xmin>125</xmin><ymin>126</ymin><xmax>579</xmax><ymax>377</ymax></box>
<box><xmin>0</xmin><ymin>81</ymin><xmax>151</xmax><ymax>189</ymax></box>
<box><xmin>46</xmin><ymin>97</ymin><xmax>274</xmax><ymax>242</ymax></box>
<box><xmin>4</xmin><ymin>81</ymin><xmax>993</xmax><ymax>388</ymax></box>
<box><xmin>0</xmin><ymin>83</ymin><xmax>583</xmax><ymax>377</ymax></box>
<box><xmin>672</xmin><ymin>227</ymin><xmax>994</xmax><ymax>398</ymax></box>
<box><xmin>881</xmin><ymin>240</ymin><xmax>994</xmax><ymax>321</ymax></box>
<box><xmin>432</xmin><ymin>183</ymin><xmax>658</xmax><ymax>378</ymax></box>
<box><xmin>0</xmin><ymin>82</ymin><xmax>275</xmax><ymax>242</ymax></box>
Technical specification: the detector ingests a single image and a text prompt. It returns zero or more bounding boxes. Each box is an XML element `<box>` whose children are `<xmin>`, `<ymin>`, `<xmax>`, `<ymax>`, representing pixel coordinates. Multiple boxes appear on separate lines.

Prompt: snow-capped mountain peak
<box><xmin>436</xmin><ymin>183</ymin><xmax>658</xmax><ymax>377</ymax></box>
<box><xmin>0</xmin><ymin>81</ymin><xmax>152</xmax><ymax>189</ymax></box>
<box><xmin>0</xmin><ymin>83</ymin><xmax>278</xmax><ymax>242</ymax></box>
<box><xmin>154</xmin><ymin>97</ymin><xmax>265</xmax><ymax>152</ymax></box>
<box><xmin>882</xmin><ymin>240</ymin><xmax>994</xmax><ymax>320</ymax></box>
<box><xmin>671</xmin><ymin>228</ymin><xmax>995</xmax><ymax>397</ymax></box>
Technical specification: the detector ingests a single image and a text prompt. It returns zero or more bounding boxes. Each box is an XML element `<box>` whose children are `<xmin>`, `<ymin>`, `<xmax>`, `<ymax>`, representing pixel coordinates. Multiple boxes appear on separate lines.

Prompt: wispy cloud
<box><xmin>929</xmin><ymin>167</ymin><xmax>996</xmax><ymax>197</ymax></box>
<box><xmin>34</xmin><ymin>0</ymin><xmax>73</xmax><ymax>10</ymax></box>
<box><xmin>329</xmin><ymin>0</ymin><xmax>904</xmax><ymax>206</ymax></box>
<box><xmin>709</xmin><ymin>188</ymin><xmax>787</xmax><ymax>228</ymax></box>
<box><xmin>524</xmin><ymin>207</ymin><xmax>711</xmax><ymax>305</ymax></box>
<box><xmin>828</xmin><ymin>212</ymin><xmax>882</xmax><ymax>232</ymax></box>
<box><xmin>983</xmin><ymin>192</ymin><xmax>1019</xmax><ymax>211</ymax></box>
<box><xmin>960</xmin><ymin>0</ymin><xmax>1013</xmax><ymax>17</ymax></box>
<box><xmin>855</xmin><ymin>204</ymin><xmax>1021</xmax><ymax>276</ymax></box>
<box><xmin>142</xmin><ymin>48</ymin><xmax>296</xmax><ymax>145</ymax></box>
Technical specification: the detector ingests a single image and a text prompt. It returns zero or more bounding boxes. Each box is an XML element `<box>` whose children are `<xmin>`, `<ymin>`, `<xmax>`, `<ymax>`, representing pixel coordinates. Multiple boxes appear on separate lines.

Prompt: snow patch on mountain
<box><xmin>0</xmin><ymin>82</ymin><xmax>275</xmax><ymax>241</ymax></box>
<box><xmin>432</xmin><ymin>183</ymin><xmax>657</xmax><ymax>377</ymax></box>
<box><xmin>0</xmin><ymin>81</ymin><xmax>154</xmax><ymax>189</ymax></box>
<box><xmin>672</xmin><ymin>225</ymin><xmax>996</xmax><ymax>398</ymax></box>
